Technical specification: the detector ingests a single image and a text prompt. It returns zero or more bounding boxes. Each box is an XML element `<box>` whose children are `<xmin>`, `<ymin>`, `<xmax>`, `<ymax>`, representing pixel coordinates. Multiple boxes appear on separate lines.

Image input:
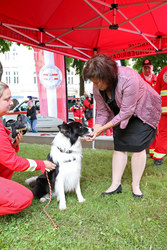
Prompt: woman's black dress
<box><xmin>100</xmin><ymin>89</ymin><xmax>156</xmax><ymax>152</ymax></box>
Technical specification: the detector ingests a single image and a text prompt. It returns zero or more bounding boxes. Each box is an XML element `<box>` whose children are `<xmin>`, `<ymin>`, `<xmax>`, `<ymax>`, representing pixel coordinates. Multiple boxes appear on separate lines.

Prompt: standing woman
<box><xmin>82</xmin><ymin>54</ymin><xmax>161</xmax><ymax>198</ymax></box>
<box><xmin>27</xmin><ymin>100</ymin><xmax>38</xmax><ymax>133</ymax></box>
<box><xmin>0</xmin><ymin>82</ymin><xmax>56</xmax><ymax>215</ymax></box>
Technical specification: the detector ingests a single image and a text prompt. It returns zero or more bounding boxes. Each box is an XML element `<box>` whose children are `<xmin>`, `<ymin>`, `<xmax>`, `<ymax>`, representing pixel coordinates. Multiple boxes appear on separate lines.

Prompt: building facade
<box><xmin>0</xmin><ymin>43</ymin><xmax>93</xmax><ymax>103</ymax></box>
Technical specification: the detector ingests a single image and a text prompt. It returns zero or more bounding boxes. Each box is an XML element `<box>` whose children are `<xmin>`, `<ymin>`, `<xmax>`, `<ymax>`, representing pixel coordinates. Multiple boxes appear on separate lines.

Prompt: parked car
<box><xmin>2</xmin><ymin>99</ymin><xmax>63</xmax><ymax>132</ymax></box>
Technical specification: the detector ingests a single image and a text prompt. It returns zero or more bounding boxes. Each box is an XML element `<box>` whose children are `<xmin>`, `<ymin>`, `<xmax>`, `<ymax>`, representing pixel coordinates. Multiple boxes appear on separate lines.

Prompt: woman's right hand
<box><xmin>43</xmin><ymin>160</ymin><xmax>56</xmax><ymax>171</ymax></box>
<box><xmin>82</xmin><ymin>124</ymin><xmax>103</xmax><ymax>142</ymax></box>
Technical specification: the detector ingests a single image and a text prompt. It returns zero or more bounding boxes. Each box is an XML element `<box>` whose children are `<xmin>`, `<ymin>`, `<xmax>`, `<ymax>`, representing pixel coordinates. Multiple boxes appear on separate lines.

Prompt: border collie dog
<box><xmin>26</xmin><ymin>121</ymin><xmax>93</xmax><ymax>210</ymax></box>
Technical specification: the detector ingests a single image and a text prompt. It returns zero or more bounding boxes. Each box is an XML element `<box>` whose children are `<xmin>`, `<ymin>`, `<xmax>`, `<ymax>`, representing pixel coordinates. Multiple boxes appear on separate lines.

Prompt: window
<box><xmin>67</xmin><ymin>73</ymin><xmax>74</xmax><ymax>85</ymax></box>
<box><xmin>67</xmin><ymin>76</ymin><xmax>70</xmax><ymax>84</ymax></box>
<box><xmin>14</xmin><ymin>71</ymin><xmax>19</xmax><ymax>84</ymax></box>
<box><xmin>35</xmin><ymin>101</ymin><xmax>40</xmax><ymax>111</ymax></box>
<box><xmin>5</xmin><ymin>52</ymin><xmax>10</xmax><ymax>61</ymax></box>
<box><xmin>6</xmin><ymin>72</ymin><xmax>11</xmax><ymax>84</ymax></box>
<box><xmin>85</xmin><ymin>79</ymin><xmax>91</xmax><ymax>84</ymax></box>
<box><xmin>19</xmin><ymin>102</ymin><xmax>28</xmax><ymax>112</ymax></box>
<box><xmin>33</xmin><ymin>72</ymin><xmax>37</xmax><ymax>84</ymax></box>
<box><xmin>13</xmin><ymin>48</ymin><xmax>18</xmax><ymax>60</ymax></box>
<box><xmin>34</xmin><ymin>51</ymin><xmax>39</xmax><ymax>62</ymax></box>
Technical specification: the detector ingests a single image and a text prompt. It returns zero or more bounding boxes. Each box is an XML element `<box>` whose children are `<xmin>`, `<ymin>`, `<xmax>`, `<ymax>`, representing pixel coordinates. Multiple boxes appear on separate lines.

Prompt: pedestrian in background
<box><xmin>83</xmin><ymin>92</ymin><xmax>94</xmax><ymax>128</ymax></box>
<box><xmin>68</xmin><ymin>98</ymin><xmax>85</xmax><ymax>124</ymax></box>
<box><xmin>140</xmin><ymin>59</ymin><xmax>157</xmax><ymax>89</ymax></box>
<box><xmin>27</xmin><ymin>100</ymin><xmax>38</xmax><ymax>133</ymax></box>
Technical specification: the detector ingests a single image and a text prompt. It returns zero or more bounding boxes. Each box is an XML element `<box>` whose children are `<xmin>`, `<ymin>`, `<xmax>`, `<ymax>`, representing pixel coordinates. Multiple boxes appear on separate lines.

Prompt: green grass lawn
<box><xmin>0</xmin><ymin>143</ymin><xmax>167</xmax><ymax>249</ymax></box>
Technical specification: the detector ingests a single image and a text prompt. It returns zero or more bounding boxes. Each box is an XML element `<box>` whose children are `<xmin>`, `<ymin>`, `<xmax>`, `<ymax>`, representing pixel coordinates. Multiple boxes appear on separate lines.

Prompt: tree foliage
<box><xmin>66</xmin><ymin>57</ymin><xmax>85</xmax><ymax>96</ymax></box>
<box><xmin>0</xmin><ymin>61</ymin><xmax>3</xmax><ymax>81</ymax></box>
<box><xmin>132</xmin><ymin>54</ymin><xmax>167</xmax><ymax>75</ymax></box>
<box><xmin>66</xmin><ymin>57</ymin><xmax>73</xmax><ymax>72</ymax></box>
<box><xmin>0</xmin><ymin>39</ymin><xmax>13</xmax><ymax>80</ymax></box>
<box><xmin>0</xmin><ymin>39</ymin><xmax>12</xmax><ymax>53</ymax></box>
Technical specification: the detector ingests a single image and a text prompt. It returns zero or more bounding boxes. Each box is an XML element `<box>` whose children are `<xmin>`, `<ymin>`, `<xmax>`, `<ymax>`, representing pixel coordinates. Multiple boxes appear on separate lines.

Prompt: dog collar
<box><xmin>57</xmin><ymin>147</ymin><xmax>73</xmax><ymax>154</ymax></box>
<box><xmin>63</xmin><ymin>158</ymin><xmax>76</xmax><ymax>163</ymax></box>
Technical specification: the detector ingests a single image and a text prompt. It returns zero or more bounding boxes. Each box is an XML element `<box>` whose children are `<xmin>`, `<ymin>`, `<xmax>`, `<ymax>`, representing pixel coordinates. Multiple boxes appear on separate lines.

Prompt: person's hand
<box><xmin>43</xmin><ymin>160</ymin><xmax>56</xmax><ymax>171</ymax></box>
<box><xmin>82</xmin><ymin>131</ymin><xmax>94</xmax><ymax>142</ymax></box>
<box><xmin>82</xmin><ymin>124</ymin><xmax>103</xmax><ymax>142</ymax></box>
<box><xmin>12</xmin><ymin>131</ymin><xmax>23</xmax><ymax>148</ymax></box>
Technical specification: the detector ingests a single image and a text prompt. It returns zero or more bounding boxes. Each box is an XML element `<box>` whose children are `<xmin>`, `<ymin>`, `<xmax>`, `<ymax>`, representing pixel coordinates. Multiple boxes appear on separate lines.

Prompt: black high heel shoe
<box><xmin>132</xmin><ymin>192</ymin><xmax>143</xmax><ymax>198</ymax></box>
<box><xmin>101</xmin><ymin>185</ymin><xmax>122</xmax><ymax>196</ymax></box>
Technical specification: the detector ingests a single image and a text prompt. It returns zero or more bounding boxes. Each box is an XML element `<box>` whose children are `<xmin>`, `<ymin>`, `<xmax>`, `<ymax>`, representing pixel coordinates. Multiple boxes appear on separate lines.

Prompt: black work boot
<box><xmin>154</xmin><ymin>159</ymin><xmax>163</xmax><ymax>166</ymax></box>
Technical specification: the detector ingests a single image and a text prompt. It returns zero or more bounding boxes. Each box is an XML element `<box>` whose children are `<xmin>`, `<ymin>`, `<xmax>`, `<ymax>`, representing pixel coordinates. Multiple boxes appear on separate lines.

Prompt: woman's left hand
<box><xmin>12</xmin><ymin>131</ymin><xmax>23</xmax><ymax>147</ymax></box>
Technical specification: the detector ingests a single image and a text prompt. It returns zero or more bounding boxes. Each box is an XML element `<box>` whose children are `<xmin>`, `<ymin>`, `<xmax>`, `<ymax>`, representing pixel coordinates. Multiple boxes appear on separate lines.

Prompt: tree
<box><xmin>0</xmin><ymin>39</ymin><xmax>12</xmax><ymax>54</ymax></box>
<box><xmin>120</xmin><ymin>59</ymin><xmax>129</xmax><ymax>66</ymax></box>
<box><xmin>66</xmin><ymin>57</ymin><xmax>85</xmax><ymax>96</ymax></box>
<box><xmin>0</xmin><ymin>61</ymin><xmax>3</xmax><ymax>81</ymax></box>
<box><xmin>65</xmin><ymin>57</ymin><xmax>73</xmax><ymax>72</ymax></box>
<box><xmin>132</xmin><ymin>54</ymin><xmax>167</xmax><ymax>75</ymax></box>
<box><xmin>0</xmin><ymin>39</ymin><xmax>13</xmax><ymax>80</ymax></box>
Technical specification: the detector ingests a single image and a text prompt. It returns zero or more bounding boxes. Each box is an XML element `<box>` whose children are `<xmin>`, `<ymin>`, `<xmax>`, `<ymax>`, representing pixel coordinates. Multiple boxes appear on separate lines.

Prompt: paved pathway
<box><xmin>22</xmin><ymin>132</ymin><xmax>114</xmax><ymax>150</ymax></box>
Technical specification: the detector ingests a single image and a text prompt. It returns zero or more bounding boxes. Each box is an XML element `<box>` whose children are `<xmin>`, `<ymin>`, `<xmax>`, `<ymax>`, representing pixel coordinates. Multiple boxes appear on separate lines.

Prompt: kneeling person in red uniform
<box><xmin>0</xmin><ymin>82</ymin><xmax>56</xmax><ymax>216</ymax></box>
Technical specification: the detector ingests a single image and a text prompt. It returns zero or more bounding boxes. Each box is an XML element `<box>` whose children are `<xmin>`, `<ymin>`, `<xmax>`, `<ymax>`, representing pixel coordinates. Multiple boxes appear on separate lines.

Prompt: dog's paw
<box><xmin>59</xmin><ymin>203</ymin><xmax>66</xmax><ymax>210</ymax></box>
<box><xmin>40</xmin><ymin>197</ymin><xmax>47</xmax><ymax>203</ymax></box>
<box><xmin>25</xmin><ymin>176</ymin><xmax>38</xmax><ymax>187</ymax></box>
<box><xmin>78</xmin><ymin>197</ymin><xmax>86</xmax><ymax>203</ymax></box>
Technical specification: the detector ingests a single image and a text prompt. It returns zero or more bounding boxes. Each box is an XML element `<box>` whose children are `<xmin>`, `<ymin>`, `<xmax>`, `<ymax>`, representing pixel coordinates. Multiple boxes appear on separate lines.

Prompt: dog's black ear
<box><xmin>58</xmin><ymin>121</ymin><xmax>66</xmax><ymax>128</ymax></box>
<box><xmin>58</xmin><ymin>122</ymin><xmax>68</xmax><ymax>132</ymax></box>
<box><xmin>12</xmin><ymin>128</ymin><xmax>17</xmax><ymax>138</ymax></box>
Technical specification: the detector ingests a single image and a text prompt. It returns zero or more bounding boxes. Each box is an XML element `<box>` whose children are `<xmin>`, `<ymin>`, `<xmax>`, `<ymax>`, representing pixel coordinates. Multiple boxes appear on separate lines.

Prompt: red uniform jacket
<box><xmin>140</xmin><ymin>72</ymin><xmax>157</xmax><ymax>89</ymax></box>
<box><xmin>83</xmin><ymin>98</ymin><xmax>93</xmax><ymax>111</ymax></box>
<box><xmin>0</xmin><ymin>121</ymin><xmax>45</xmax><ymax>180</ymax></box>
<box><xmin>68</xmin><ymin>104</ymin><xmax>85</xmax><ymax>122</ymax></box>
<box><xmin>155</xmin><ymin>65</ymin><xmax>167</xmax><ymax>114</ymax></box>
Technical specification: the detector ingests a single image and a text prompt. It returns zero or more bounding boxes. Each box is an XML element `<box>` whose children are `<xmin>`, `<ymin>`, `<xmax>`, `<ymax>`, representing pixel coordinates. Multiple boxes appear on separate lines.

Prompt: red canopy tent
<box><xmin>0</xmin><ymin>0</ymin><xmax>167</xmax><ymax>61</ymax></box>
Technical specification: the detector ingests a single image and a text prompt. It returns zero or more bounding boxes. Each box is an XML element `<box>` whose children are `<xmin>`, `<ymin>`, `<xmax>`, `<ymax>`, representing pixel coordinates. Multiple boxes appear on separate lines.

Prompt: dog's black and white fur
<box><xmin>26</xmin><ymin>121</ymin><xmax>92</xmax><ymax>210</ymax></box>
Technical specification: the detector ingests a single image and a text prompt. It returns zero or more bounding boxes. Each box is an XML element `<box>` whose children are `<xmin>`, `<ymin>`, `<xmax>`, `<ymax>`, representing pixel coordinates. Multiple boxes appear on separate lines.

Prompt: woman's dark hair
<box><xmin>82</xmin><ymin>54</ymin><xmax>118</xmax><ymax>88</ymax></box>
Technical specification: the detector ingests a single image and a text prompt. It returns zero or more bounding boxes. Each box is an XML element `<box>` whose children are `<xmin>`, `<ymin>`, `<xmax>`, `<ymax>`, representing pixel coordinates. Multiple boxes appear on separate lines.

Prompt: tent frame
<box><xmin>0</xmin><ymin>0</ymin><xmax>167</xmax><ymax>60</ymax></box>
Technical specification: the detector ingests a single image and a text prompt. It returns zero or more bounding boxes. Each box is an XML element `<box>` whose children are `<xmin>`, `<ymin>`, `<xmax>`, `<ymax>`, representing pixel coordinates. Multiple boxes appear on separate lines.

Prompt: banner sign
<box><xmin>111</xmin><ymin>38</ymin><xmax>167</xmax><ymax>60</ymax></box>
<box><xmin>34</xmin><ymin>48</ymin><xmax>67</xmax><ymax>122</ymax></box>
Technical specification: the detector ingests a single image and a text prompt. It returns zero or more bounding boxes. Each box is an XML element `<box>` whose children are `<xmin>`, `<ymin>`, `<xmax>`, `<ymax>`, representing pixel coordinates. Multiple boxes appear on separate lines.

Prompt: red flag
<box><xmin>34</xmin><ymin>48</ymin><xmax>67</xmax><ymax>122</ymax></box>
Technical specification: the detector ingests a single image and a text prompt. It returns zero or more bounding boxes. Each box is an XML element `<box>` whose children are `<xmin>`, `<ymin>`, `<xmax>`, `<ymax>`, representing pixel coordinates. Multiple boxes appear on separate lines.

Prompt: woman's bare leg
<box><xmin>131</xmin><ymin>150</ymin><xmax>146</xmax><ymax>195</ymax></box>
<box><xmin>105</xmin><ymin>150</ymin><xmax>127</xmax><ymax>193</ymax></box>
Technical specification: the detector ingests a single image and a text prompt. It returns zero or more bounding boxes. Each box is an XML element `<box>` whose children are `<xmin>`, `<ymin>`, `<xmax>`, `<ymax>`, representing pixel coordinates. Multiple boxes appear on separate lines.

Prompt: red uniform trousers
<box><xmin>149</xmin><ymin>127</ymin><xmax>158</xmax><ymax>157</ymax></box>
<box><xmin>152</xmin><ymin>115</ymin><xmax>167</xmax><ymax>160</ymax></box>
<box><xmin>0</xmin><ymin>177</ymin><xmax>33</xmax><ymax>216</ymax></box>
<box><xmin>87</xmin><ymin>118</ymin><xmax>93</xmax><ymax>128</ymax></box>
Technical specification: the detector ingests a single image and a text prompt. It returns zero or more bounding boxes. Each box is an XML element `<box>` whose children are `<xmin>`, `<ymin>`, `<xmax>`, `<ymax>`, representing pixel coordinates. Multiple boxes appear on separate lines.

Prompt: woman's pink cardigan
<box><xmin>94</xmin><ymin>66</ymin><xmax>161</xmax><ymax>129</ymax></box>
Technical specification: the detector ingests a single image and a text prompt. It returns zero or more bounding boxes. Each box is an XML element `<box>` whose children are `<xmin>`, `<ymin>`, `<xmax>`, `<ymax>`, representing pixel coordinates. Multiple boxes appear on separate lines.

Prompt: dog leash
<box><xmin>43</xmin><ymin>171</ymin><xmax>59</xmax><ymax>229</ymax></box>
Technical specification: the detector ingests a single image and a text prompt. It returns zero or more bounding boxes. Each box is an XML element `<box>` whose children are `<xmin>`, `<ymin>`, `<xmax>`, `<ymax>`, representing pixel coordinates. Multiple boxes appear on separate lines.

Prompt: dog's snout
<box><xmin>88</xmin><ymin>128</ymin><xmax>93</xmax><ymax>133</ymax></box>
